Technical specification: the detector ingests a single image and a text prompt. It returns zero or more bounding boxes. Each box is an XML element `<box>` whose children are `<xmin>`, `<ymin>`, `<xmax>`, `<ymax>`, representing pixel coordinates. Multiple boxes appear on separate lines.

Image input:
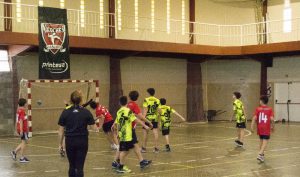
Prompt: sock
<box><xmin>117</xmin><ymin>159</ymin><xmax>120</xmax><ymax>163</ymax></box>
<box><xmin>166</xmin><ymin>144</ymin><xmax>170</xmax><ymax>149</ymax></box>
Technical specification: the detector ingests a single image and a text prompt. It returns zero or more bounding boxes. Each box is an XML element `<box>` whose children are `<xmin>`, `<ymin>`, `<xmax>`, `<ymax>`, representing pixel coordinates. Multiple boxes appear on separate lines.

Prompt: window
<box><xmin>80</xmin><ymin>0</ymin><xmax>85</xmax><ymax>28</ymax></box>
<box><xmin>0</xmin><ymin>50</ymin><xmax>10</xmax><ymax>72</ymax></box>
<box><xmin>39</xmin><ymin>0</ymin><xmax>43</xmax><ymax>6</ymax></box>
<box><xmin>181</xmin><ymin>0</ymin><xmax>185</xmax><ymax>35</ymax></box>
<box><xmin>60</xmin><ymin>0</ymin><xmax>65</xmax><ymax>9</ymax></box>
<box><xmin>151</xmin><ymin>0</ymin><xmax>155</xmax><ymax>33</ymax></box>
<box><xmin>134</xmin><ymin>0</ymin><xmax>138</xmax><ymax>32</ymax></box>
<box><xmin>16</xmin><ymin>0</ymin><xmax>21</xmax><ymax>22</ymax></box>
<box><xmin>117</xmin><ymin>0</ymin><xmax>122</xmax><ymax>30</ymax></box>
<box><xmin>166</xmin><ymin>0</ymin><xmax>170</xmax><ymax>34</ymax></box>
<box><xmin>283</xmin><ymin>0</ymin><xmax>292</xmax><ymax>33</ymax></box>
<box><xmin>100</xmin><ymin>0</ymin><xmax>104</xmax><ymax>29</ymax></box>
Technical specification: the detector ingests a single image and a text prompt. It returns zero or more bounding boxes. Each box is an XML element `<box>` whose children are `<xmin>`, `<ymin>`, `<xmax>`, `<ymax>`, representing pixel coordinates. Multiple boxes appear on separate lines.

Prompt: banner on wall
<box><xmin>38</xmin><ymin>6</ymin><xmax>70</xmax><ymax>79</ymax></box>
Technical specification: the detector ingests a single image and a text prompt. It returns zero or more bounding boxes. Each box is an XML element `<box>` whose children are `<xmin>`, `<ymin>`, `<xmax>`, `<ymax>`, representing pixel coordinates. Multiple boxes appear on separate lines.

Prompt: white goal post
<box><xmin>19</xmin><ymin>79</ymin><xmax>100</xmax><ymax>137</ymax></box>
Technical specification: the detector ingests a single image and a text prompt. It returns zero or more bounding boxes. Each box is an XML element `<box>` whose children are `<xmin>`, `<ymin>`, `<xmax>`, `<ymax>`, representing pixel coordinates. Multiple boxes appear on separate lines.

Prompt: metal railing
<box><xmin>1</xmin><ymin>1</ymin><xmax>300</xmax><ymax>46</ymax></box>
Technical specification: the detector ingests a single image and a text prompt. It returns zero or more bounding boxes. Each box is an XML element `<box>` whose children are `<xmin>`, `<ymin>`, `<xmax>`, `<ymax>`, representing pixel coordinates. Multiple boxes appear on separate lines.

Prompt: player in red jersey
<box><xmin>90</xmin><ymin>101</ymin><xmax>118</xmax><ymax>150</ymax></box>
<box><xmin>112</xmin><ymin>91</ymin><xmax>153</xmax><ymax>169</ymax></box>
<box><xmin>251</xmin><ymin>95</ymin><xmax>275</xmax><ymax>163</ymax></box>
<box><xmin>11</xmin><ymin>98</ymin><xmax>30</xmax><ymax>163</ymax></box>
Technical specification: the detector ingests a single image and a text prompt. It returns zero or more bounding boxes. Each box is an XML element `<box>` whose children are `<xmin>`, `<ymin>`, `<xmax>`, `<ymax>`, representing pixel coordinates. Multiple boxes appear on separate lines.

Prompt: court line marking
<box><xmin>93</xmin><ymin>167</ymin><xmax>106</xmax><ymax>170</ymax></box>
<box><xmin>17</xmin><ymin>171</ymin><xmax>36</xmax><ymax>174</ymax></box>
<box><xmin>128</xmin><ymin>151</ymin><xmax>300</xmax><ymax>176</ymax></box>
<box><xmin>45</xmin><ymin>170</ymin><xmax>59</xmax><ymax>173</ymax></box>
<box><xmin>201</xmin><ymin>158</ymin><xmax>211</xmax><ymax>161</ymax></box>
<box><xmin>186</xmin><ymin>160</ymin><xmax>197</xmax><ymax>163</ymax></box>
<box><xmin>216</xmin><ymin>156</ymin><xmax>225</xmax><ymax>159</ymax></box>
<box><xmin>222</xmin><ymin>164</ymin><xmax>299</xmax><ymax>177</ymax></box>
<box><xmin>183</xmin><ymin>146</ymin><xmax>208</xmax><ymax>150</ymax></box>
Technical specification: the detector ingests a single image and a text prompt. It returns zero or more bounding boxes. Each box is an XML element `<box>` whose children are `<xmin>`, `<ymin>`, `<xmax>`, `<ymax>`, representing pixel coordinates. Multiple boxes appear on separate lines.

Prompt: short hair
<box><xmin>119</xmin><ymin>96</ymin><xmax>128</xmax><ymax>106</ymax></box>
<box><xmin>70</xmin><ymin>90</ymin><xmax>82</xmax><ymax>105</ymax></box>
<box><xmin>147</xmin><ymin>88</ymin><xmax>155</xmax><ymax>96</ymax></box>
<box><xmin>89</xmin><ymin>101</ymin><xmax>97</xmax><ymax>109</ymax></box>
<box><xmin>129</xmin><ymin>91</ymin><xmax>139</xmax><ymax>101</ymax></box>
<box><xmin>18</xmin><ymin>98</ymin><xmax>27</xmax><ymax>107</ymax></box>
<box><xmin>233</xmin><ymin>92</ymin><xmax>242</xmax><ymax>99</ymax></box>
<box><xmin>260</xmin><ymin>95</ymin><xmax>269</xmax><ymax>104</ymax></box>
<box><xmin>160</xmin><ymin>98</ymin><xmax>166</xmax><ymax>105</ymax></box>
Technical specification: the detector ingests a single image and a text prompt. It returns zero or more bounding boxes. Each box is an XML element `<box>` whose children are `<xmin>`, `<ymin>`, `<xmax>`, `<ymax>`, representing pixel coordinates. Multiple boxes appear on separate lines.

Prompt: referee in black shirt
<box><xmin>58</xmin><ymin>90</ymin><xmax>97</xmax><ymax>177</ymax></box>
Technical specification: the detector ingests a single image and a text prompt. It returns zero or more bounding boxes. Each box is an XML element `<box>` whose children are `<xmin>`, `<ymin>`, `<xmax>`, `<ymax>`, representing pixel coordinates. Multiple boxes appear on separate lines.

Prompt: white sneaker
<box><xmin>257</xmin><ymin>154</ymin><xmax>265</xmax><ymax>163</ymax></box>
<box><xmin>111</xmin><ymin>144</ymin><xmax>118</xmax><ymax>150</ymax></box>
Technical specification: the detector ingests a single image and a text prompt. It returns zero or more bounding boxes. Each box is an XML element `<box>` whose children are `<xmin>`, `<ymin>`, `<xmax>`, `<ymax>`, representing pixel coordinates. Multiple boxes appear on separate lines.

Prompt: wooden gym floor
<box><xmin>0</xmin><ymin>122</ymin><xmax>300</xmax><ymax>177</ymax></box>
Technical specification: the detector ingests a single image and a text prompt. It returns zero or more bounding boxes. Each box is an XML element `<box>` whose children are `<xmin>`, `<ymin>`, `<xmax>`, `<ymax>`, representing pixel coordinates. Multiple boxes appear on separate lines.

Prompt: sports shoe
<box><xmin>116</xmin><ymin>165</ymin><xmax>131</xmax><ymax>173</ymax></box>
<box><xmin>19</xmin><ymin>157</ymin><xmax>30</xmax><ymax>163</ymax></box>
<box><xmin>111</xmin><ymin>144</ymin><xmax>118</xmax><ymax>150</ymax></box>
<box><xmin>257</xmin><ymin>154</ymin><xmax>265</xmax><ymax>163</ymax></box>
<box><xmin>112</xmin><ymin>161</ymin><xmax>120</xmax><ymax>169</ymax></box>
<box><xmin>235</xmin><ymin>140</ymin><xmax>243</xmax><ymax>147</ymax></box>
<box><xmin>140</xmin><ymin>160</ymin><xmax>152</xmax><ymax>169</ymax></box>
<box><xmin>153</xmin><ymin>147</ymin><xmax>159</xmax><ymax>153</ymax></box>
<box><xmin>11</xmin><ymin>151</ymin><xmax>16</xmax><ymax>161</ymax></box>
<box><xmin>141</xmin><ymin>147</ymin><xmax>147</xmax><ymax>153</ymax></box>
<box><xmin>165</xmin><ymin>147</ymin><xmax>171</xmax><ymax>152</ymax></box>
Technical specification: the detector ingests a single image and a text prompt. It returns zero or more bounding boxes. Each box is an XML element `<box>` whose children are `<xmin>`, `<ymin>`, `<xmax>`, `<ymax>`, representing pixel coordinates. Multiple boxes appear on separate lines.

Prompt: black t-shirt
<box><xmin>58</xmin><ymin>105</ymin><xmax>95</xmax><ymax>137</ymax></box>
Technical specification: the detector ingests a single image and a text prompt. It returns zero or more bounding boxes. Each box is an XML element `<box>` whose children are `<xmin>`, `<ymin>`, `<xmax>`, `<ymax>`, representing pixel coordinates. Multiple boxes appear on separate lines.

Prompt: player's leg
<box><xmin>74</xmin><ymin>137</ymin><xmax>88</xmax><ymax>177</ymax></box>
<box><xmin>257</xmin><ymin>136</ymin><xmax>269</xmax><ymax>162</ymax></box>
<box><xmin>240</xmin><ymin>128</ymin><xmax>245</xmax><ymax>143</ymax></box>
<box><xmin>162</xmin><ymin>128</ymin><xmax>171</xmax><ymax>152</ymax></box>
<box><xmin>153</xmin><ymin>128</ymin><xmax>159</xmax><ymax>153</ymax></box>
<box><xmin>132</xmin><ymin>129</ymin><xmax>152</xmax><ymax>168</ymax></box>
<box><xmin>117</xmin><ymin>142</ymin><xmax>132</xmax><ymax>173</ymax></box>
<box><xmin>65</xmin><ymin>137</ymin><xmax>77</xmax><ymax>176</ymax></box>
<box><xmin>19</xmin><ymin>133</ymin><xmax>29</xmax><ymax>162</ymax></box>
<box><xmin>141</xmin><ymin>128</ymin><xmax>149</xmax><ymax>153</ymax></box>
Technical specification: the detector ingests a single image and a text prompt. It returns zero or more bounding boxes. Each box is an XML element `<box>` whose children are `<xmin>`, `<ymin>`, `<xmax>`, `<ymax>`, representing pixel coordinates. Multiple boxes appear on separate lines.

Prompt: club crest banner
<box><xmin>38</xmin><ymin>7</ymin><xmax>70</xmax><ymax>79</ymax></box>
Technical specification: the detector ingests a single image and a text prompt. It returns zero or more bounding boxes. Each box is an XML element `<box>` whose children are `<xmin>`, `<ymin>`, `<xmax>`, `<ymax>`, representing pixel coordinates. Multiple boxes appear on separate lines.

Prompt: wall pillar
<box><xmin>109</xmin><ymin>56</ymin><xmax>123</xmax><ymax>117</ymax></box>
<box><xmin>187</xmin><ymin>60</ymin><xmax>204</xmax><ymax>122</ymax></box>
<box><xmin>260</xmin><ymin>61</ymin><xmax>268</xmax><ymax>96</ymax></box>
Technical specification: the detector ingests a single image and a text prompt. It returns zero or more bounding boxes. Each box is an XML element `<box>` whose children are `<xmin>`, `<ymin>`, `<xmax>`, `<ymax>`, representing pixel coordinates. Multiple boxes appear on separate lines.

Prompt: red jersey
<box><xmin>96</xmin><ymin>105</ymin><xmax>113</xmax><ymax>124</ymax></box>
<box><xmin>127</xmin><ymin>101</ymin><xmax>141</xmax><ymax>129</ymax></box>
<box><xmin>16</xmin><ymin>107</ymin><xmax>28</xmax><ymax>133</ymax></box>
<box><xmin>254</xmin><ymin>105</ymin><xmax>274</xmax><ymax>136</ymax></box>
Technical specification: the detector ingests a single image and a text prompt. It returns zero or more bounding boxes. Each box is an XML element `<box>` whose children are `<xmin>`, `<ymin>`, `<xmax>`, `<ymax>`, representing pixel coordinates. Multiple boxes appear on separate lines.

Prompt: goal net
<box><xmin>18</xmin><ymin>79</ymin><xmax>100</xmax><ymax>137</ymax></box>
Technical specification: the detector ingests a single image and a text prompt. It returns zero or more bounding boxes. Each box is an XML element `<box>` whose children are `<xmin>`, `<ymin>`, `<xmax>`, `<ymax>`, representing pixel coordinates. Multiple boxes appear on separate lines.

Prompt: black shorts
<box><xmin>143</xmin><ymin>121</ymin><xmax>158</xmax><ymax>129</ymax></box>
<box><xmin>162</xmin><ymin>128</ymin><xmax>170</xmax><ymax>136</ymax></box>
<box><xmin>20</xmin><ymin>132</ymin><xmax>29</xmax><ymax>141</ymax></box>
<box><xmin>259</xmin><ymin>135</ymin><xmax>270</xmax><ymax>140</ymax></box>
<box><xmin>132</xmin><ymin>129</ymin><xmax>138</xmax><ymax>144</ymax></box>
<box><xmin>102</xmin><ymin>120</ymin><xmax>114</xmax><ymax>133</ymax></box>
<box><xmin>119</xmin><ymin>141</ymin><xmax>134</xmax><ymax>151</ymax></box>
<box><xmin>236</xmin><ymin>122</ymin><xmax>246</xmax><ymax>129</ymax></box>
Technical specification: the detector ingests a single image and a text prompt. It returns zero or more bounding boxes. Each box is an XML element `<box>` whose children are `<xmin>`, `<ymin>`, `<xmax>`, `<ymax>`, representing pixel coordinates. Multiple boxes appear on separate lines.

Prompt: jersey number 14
<box><xmin>259</xmin><ymin>112</ymin><xmax>268</xmax><ymax>124</ymax></box>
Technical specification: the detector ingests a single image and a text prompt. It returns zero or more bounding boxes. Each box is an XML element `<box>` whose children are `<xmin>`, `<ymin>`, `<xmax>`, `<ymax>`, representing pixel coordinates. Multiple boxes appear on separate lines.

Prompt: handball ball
<box><xmin>37</xmin><ymin>100</ymin><xmax>42</xmax><ymax>106</ymax></box>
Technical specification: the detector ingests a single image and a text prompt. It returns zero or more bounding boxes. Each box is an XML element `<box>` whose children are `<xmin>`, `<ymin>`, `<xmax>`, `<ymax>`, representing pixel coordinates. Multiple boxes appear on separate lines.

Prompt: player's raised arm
<box><xmin>174</xmin><ymin>111</ymin><xmax>186</xmax><ymax>122</ymax></box>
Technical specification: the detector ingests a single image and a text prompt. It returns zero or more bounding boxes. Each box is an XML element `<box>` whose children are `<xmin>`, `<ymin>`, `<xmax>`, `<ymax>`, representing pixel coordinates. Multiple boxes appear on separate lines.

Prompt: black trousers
<box><xmin>65</xmin><ymin>136</ymin><xmax>88</xmax><ymax>177</ymax></box>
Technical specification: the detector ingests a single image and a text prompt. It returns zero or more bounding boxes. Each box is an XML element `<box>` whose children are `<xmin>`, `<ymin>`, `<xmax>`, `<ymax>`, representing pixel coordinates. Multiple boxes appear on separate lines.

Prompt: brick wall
<box><xmin>0</xmin><ymin>72</ymin><xmax>14</xmax><ymax>134</ymax></box>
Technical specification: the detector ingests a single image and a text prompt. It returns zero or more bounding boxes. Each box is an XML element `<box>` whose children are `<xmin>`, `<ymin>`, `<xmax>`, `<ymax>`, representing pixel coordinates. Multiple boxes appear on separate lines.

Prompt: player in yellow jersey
<box><xmin>142</xmin><ymin>88</ymin><xmax>161</xmax><ymax>153</ymax></box>
<box><xmin>231</xmin><ymin>92</ymin><xmax>247</xmax><ymax>147</ymax></box>
<box><xmin>113</xmin><ymin>96</ymin><xmax>150</xmax><ymax>173</ymax></box>
<box><xmin>159</xmin><ymin>98</ymin><xmax>185</xmax><ymax>152</ymax></box>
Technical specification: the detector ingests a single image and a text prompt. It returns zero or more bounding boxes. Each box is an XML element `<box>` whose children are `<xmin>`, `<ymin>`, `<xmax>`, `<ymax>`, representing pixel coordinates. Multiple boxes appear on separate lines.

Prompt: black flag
<box><xmin>38</xmin><ymin>7</ymin><xmax>70</xmax><ymax>79</ymax></box>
